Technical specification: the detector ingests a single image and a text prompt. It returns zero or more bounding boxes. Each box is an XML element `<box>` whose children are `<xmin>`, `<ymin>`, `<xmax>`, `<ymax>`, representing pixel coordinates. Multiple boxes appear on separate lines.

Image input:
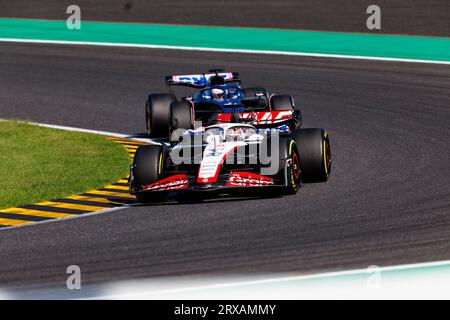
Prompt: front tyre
<box><xmin>294</xmin><ymin>128</ymin><xmax>331</xmax><ymax>182</ymax></box>
<box><xmin>131</xmin><ymin>145</ymin><xmax>168</xmax><ymax>203</ymax></box>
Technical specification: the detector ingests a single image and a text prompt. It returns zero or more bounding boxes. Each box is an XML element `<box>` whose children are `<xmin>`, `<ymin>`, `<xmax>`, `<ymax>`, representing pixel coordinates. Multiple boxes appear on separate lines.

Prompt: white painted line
<box><xmin>32</xmin><ymin>122</ymin><xmax>134</xmax><ymax>138</ymax></box>
<box><xmin>0</xmin><ymin>119</ymin><xmax>157</xmax><ymax>144</ymax></box>
<box><xmin>1</xmin><ymin>37</ymin><xmax>449</xmax><ymax>65</ymax></box>
<box><xmin>86</xmin><ymin>259</ymin><xmax>450</xmax><ymax>300</ymax></box>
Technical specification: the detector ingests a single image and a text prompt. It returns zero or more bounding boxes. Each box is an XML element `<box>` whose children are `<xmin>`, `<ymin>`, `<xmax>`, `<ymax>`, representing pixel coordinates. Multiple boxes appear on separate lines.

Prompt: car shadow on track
<box><xmin>131</xmin><ymin>193</ymin><xmax>283</xmax><ymax>207</ymax></box>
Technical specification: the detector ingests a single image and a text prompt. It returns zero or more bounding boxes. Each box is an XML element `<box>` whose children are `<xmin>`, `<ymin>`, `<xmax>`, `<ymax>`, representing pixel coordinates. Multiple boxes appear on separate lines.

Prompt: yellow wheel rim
<box><xmin>158</xmin><ymin>152</ymin><xmax>163</xmax><ymax>176</ymax></box>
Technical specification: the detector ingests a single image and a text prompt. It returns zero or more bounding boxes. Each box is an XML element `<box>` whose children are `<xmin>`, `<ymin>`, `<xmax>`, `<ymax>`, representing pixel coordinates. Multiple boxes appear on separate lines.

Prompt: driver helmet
<box><xmin>212</xmin><ymin>88</ymin><xmax>225</xmax><ymax>100</ymax></box>
<box><xmin>227</xmin><ymin>128</ymin><xmax>244</xmax><ymax>135</ymax></box>
<box><xmin>226</xmin><ymin>127</ymin><xmax>245</xmax><ymax>141</ymax></box>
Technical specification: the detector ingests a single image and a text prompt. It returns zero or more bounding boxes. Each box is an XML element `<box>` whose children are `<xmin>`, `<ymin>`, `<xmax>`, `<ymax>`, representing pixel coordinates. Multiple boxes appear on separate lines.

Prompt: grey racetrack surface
<box><xmin>0</xmin><ymin>43</ymin><xmax>449</xmax><ymax>289</ymax></box>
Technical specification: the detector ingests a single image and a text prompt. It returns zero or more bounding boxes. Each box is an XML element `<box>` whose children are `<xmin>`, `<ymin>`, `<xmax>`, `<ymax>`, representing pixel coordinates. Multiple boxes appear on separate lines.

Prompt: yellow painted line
<box><xmin>0</xmin><ymin>218</ymin><xmax>32</xmax><ymax>226</ymax></box>
<box><xmin>0</xmin><ymin>207</ymin><xmax>73</xmax><ymax>218</ymax></box>
<box><xmin>125</xmin><ymin>145</ymin><xmax>139</xmax><ymax>149</ymax></box>
<box><xmin>121</xmin><ymin>143</ymin><xmax>144</xmax><ymax>147</ymax></box>
<box><xmin>34</xmin><ymin>201</ymin><xmax>106</xmax><ymax>212</ymax></box>
<box><xmin>64</xmin><ymin>195</ymin><xmax>121</xmax><ymax>205</ymax></box>
<box><xmin>117</xmin><ymin>179</ymin><xmax>129</xmax><ymax>184</ymax></box>
<box><xmin>87</xmin><ymin>189</ymin><xmax>135</xmax><ymax>199</ymax></box>
<box><xmin>109</xmin><ymin>138</ymin><xmax>145</xmax><ymax>145</ymax></box>
<box><xmin>103</xmin><ymin>185</ymin><xmax>129</xmax><ymax>191</ymax></box>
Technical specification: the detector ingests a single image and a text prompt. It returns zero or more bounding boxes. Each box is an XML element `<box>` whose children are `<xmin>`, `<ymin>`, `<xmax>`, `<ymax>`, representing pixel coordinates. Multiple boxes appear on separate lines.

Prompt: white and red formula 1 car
<box><xmin>130</xmin><ymin>122</ymin><xmax>331</xmax><ymax>203</ymax></box>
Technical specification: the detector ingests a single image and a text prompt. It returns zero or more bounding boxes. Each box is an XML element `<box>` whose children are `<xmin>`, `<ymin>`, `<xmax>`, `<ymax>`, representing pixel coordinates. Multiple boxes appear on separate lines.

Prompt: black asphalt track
<box><xmin>0</xmin><ymin>43</ymin><xmax>449</xmax><ymax>289</ymax></box>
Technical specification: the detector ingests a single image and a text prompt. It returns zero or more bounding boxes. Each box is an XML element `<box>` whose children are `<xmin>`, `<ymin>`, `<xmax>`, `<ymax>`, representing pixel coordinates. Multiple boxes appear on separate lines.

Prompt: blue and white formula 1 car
<box><xmin>130</xmin><ymin>122</ymin><xmax>331</xmax><ymax>203</ymax></box>
<box><xmin>145</xmin><ymin>69</ymin><xmax>302</xmax><ymax>139</ymax></box>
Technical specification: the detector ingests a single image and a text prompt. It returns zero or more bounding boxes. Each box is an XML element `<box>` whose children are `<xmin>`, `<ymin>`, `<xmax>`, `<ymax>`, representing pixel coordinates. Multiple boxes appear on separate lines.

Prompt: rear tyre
<box><xmin>146</xmin><ymin>94</ymin><xmax>174</xmax><ymax>138</ymax></box>
<box><xmin>170</xmin><ymin>101</ymin><xmax>193</xmax><ymax>132</ymax></box>
<box><xmin>169</xmin><ymin>101</ymin><xmax>193</xmax><ymax>145</ymax></box>
<box><xmin>294</xmin><ymin>128</ymin><xmax>331</xmax><ymax>182</ymax></box>
<box><xmin>131</xmin><ymin>145</ymin><xmax>168</xmax><ymax>203</ymax></box>
<box><xmin>270</xmin><ymin>95</ymin><xmax>295</xmax><ymax>111</ymax></box>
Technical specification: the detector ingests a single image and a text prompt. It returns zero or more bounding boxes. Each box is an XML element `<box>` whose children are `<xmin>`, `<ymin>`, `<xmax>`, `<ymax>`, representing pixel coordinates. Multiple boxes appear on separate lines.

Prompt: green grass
<box><xmin>0</xmin><ymin>121</ymin><xmax>131</xmax><ymax>209</ymax></box>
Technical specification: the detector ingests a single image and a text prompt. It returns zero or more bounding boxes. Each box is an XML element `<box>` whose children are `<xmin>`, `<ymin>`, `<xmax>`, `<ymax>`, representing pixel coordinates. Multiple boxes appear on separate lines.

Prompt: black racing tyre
<box><xmin>131</xmin><ymin>145</ymin><xmax>168</xmax><ymax>203</ymax></box>
<box><xmin>241</xmin><ymin>87</ymin><xmax>268</xmax><ymax>99</ymax></box>
<box><xmin>146</xmin><ymin>94</ymin><xmax>174</xmax><ymax>138</ymax></box>
<box><xmin>170</xmin><ymin>101</ymin><xmax>193</xmax><ymax>135</ymax></box>
<box><xmin>270</xmin><ymin>95</ymin><xmax>295</xmax><ymax>111</ymax></box>
<box><xmin>294</xmin><ymin>128</ymin><xmax>331</xmax><ymax>183</ymax></box>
